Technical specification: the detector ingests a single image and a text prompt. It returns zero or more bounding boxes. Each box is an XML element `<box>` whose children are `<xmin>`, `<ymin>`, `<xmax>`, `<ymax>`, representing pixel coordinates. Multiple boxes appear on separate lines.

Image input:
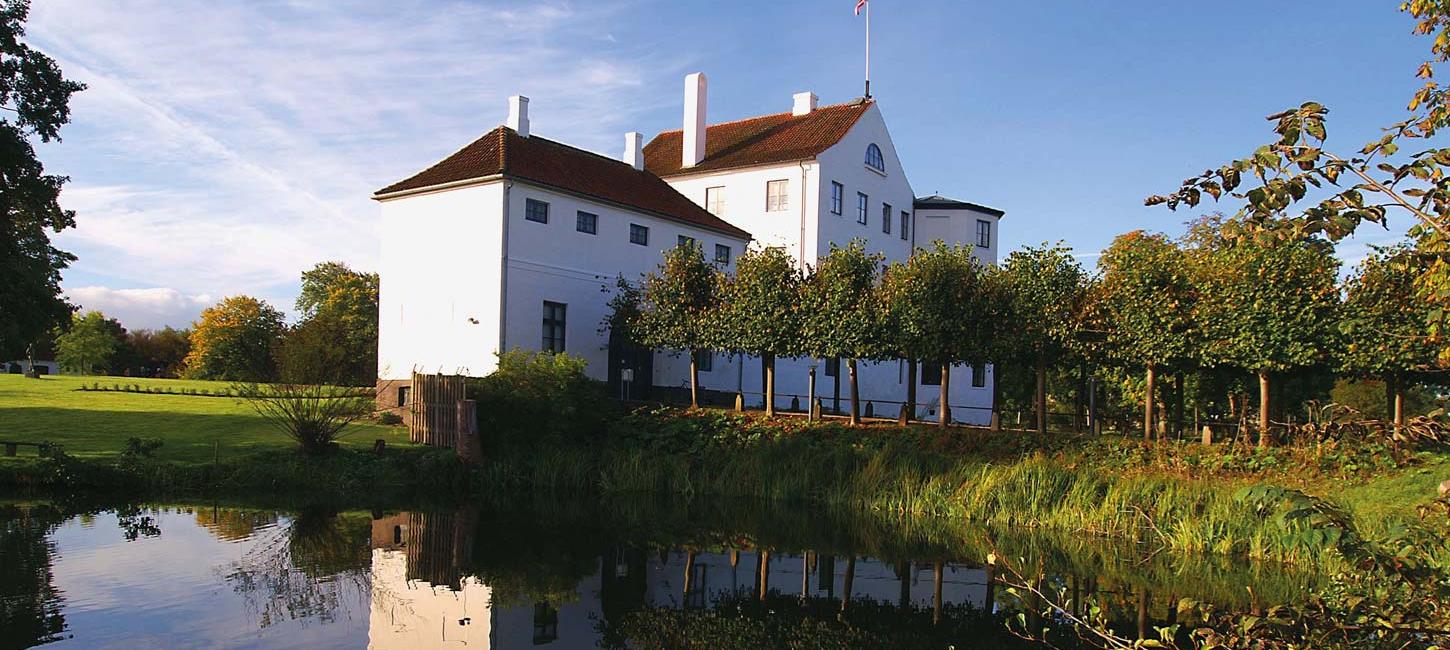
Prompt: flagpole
<box><xmin>864</xmin><ymin>0</ymin><xmax>871</xmax><ymax>98</ymax></box>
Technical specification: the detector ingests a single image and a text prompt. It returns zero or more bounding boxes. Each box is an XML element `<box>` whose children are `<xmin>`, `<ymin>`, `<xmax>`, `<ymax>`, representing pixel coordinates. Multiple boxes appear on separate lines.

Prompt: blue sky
<box><xmin>27</xmin><ymin>0</ymin><xmax>1432</xmax><ymax>328</ymax></box>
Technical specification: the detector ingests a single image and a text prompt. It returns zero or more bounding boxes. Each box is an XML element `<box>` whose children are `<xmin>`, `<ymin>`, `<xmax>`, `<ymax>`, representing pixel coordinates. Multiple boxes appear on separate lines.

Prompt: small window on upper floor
<box><xmin>630</xmin><ymin>223</ymin><xmax>649</xmax><ymax>246</ymax></box>
<box><xmin>830</xmin><ymin>181</ymin><xmax>843</xmax><ymax>215</ymax></box>
<box><xmin>766</xmin><ymin>179</ymin><xmax>789</xmax><ymax>212</ymax></box>
<box><xmin>882</xmin><ymin>203</ymin><xmax>892</xmax><ymax>234</ymax></box>
<box><xmin>525</xmin><ymin>198</ymin><xmax>549</xmax><ymax>223</ymax></box>
<box><xmin>976</xmin><ymin>219</ymin><xmax>992</xmax><ymax>248</ymax></box>
<box><xmin>706</xmin><ymin>186</ymin><xmax>725</xmax><ymax>216</ymax></box>
<box><xmin>576</xmin><ymin>211</ymin><xmax>597</xmax><ymax>234</ymax></box>
<box><xmin>714</xmin><ymin>243</ymin><xmax>732</xmax><ymax>265</ymax></box>
<box><xmin>856</xmin><ymin>192</ymin><xmax>868</xmax><ymax>225</ymax></box>
<box><xmin>678</xmin><ymin>235</ymin><xmax>695</xmax><ymax>249</ymax></box>
<box><xmin>865</xmin><ymin>143</ymin><xmax>885</xmax><ymax>174</ymax></box>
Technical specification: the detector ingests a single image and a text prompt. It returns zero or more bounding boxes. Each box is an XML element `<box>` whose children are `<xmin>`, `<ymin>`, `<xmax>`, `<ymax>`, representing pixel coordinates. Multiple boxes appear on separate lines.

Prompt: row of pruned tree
<box><xmin>628</xmin><ymin>215</ymin><xmax>1437</xmax><ymax>443</ymax></box>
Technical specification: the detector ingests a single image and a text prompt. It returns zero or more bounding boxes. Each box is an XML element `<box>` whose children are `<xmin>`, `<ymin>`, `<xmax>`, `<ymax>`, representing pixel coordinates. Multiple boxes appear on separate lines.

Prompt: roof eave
<box><xmin>373</xmin><ymin>173</ymin><xmax>506</xmax><ymax>201</ymax></box>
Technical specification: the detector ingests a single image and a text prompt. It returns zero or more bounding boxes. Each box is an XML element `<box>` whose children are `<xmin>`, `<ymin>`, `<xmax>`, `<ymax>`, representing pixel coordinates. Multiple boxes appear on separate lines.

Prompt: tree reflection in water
<box><xmin>0</xmin><ymin>504</ymin><xmax>69</xmax><ymax>649</ymax></box>
<box><xmin>222</xmin><ymin>507</ymin><xmax>371</xmax><ymax>630</ymax></box>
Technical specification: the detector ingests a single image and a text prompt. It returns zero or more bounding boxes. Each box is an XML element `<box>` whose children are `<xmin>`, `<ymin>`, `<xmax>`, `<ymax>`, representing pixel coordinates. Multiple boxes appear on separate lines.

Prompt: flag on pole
<box><xmin>854</xmin><ymin>0</ymin><xmax>868</xmax><ymax>16</ymax></box>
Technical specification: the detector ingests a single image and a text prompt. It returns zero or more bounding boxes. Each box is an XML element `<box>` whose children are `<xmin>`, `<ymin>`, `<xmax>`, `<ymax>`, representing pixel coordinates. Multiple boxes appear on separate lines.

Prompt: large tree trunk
<box><xmin>1035</xmin><ymin>352</ymin><xmax>1048</xmax><ymax>434</ymax></box>
<box><xmin>764</xmin><ymin>353</ymin><xmax>776</xmax><ymax>417</ymax></box>
<box><xmin>1143</xmin><ymin>363</ymin><xmax>1156</xmax><ymax>442</ymax></box>
<box><xmin>847</xmin><ymin>358</ymin><xmax>861</xmax><ymax>425</ymax></box>
<box><xmin>906</xmin><ymin>358</ymin><xmax>917</xmax><ymax>423</ymax></box>
<box><xmin>939</xmin><ymin>362</ymin><xmax>951</xmax><ymax>429</ymax></box>
<box><xmin>688</xmin><ymin>350</ymin><xmax>700</xmax><ymax>408</ymax></box>
<box><xmin>1257</xmin><ymin>370</ymin><xmax>1271</xmax><ymax>447</ymax></box>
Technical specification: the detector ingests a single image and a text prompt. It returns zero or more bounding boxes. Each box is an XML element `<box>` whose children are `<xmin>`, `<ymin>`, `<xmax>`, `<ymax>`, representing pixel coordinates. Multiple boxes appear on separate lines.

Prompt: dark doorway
<box><xmin>607</xmin><ymin>330</ymin><xmax>653</xmax><ymax>401</ymax></box>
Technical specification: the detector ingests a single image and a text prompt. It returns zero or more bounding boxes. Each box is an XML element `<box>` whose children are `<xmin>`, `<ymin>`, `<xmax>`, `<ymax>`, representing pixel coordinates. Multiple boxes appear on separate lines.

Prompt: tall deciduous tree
<box><xmin>799</xmin><ymin>241</ymin><xmax>885</xmax><ymax>425</ymax></box>
<box><xmin>290</xmin><ymin>262</ymin><xmax>378</xmax><ymax>386</ymax></box>
<box><xmin>1098</xmin><ymin>231</ymin><xmax>1197</xmax><ymax>441</ymax></box>
<box><xmin>1193</xmin><ymin>221</ymin><xmax>1340</xmax><ymax>446</ymax></box>
<box><xmin>881</xmin><ymin>242</ymin><xmax>996</xmax><ymax>429</ymax></box>
<box><xmin>1339</xmin><ymin>243</ymin><xmax>1436</xmax><ymax>429</ymax></box>
<box><xmin>126</xmin><ymin>327</ymin><xmax>191</xmax><ymax>378</ymax></box>
<box><xmin>183</xmin><ymin>296</ymin><xmax>285</xmax><ymax>382</ymax></box>
<box><xmin>714</xmin><ymin>246</ymin><xmax>802</xmax><ymax>416</ymax></box>
<box><xmin>0</xmin><ymin>1</ymin><xmax>85</xmax><ymax>359</ymax></box>
<box><xmin>55</xmin><ymin>311</ymin><xmax>118</xmax><ymax>375</ymax></box>
<box><xmin>637</xmin><ymin>243</ymin><xmax>720</xmax><ymax>408</ymax></box>
<box><xmin>996</xmin><ymin>243</ymin><xmax>1088</xmax><ymax>434</ymax></box>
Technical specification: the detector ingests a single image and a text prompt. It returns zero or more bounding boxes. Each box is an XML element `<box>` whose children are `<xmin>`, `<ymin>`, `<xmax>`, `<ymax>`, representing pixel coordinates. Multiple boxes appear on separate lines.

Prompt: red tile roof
<box><xmin>643</xmin><ymin>100</ymin><xmax>873</xmax><ymax>177</ymax></box>
<box><xmin>375</xmin><ymin>127</ymin><xmax>752</xmax><ymax>240</ymax></box>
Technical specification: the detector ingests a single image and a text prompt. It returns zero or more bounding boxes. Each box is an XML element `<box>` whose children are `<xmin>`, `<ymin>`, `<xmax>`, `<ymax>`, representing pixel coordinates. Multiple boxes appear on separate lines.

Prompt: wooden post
<box><xmin>734</xmin><ymin>393</ymin><xmax>744</xmax><ymax>412</ymax></box>
<box><xmin>807</xmin><ymin>366</ymin><xmax>817</xmax><ymax>422</ymax></box>
<box><xmin>1201</xmin><ymin>425</ymin><xmax>1212</xmax><ymax>445</ymax></box>
<box><xmin>1257</xmin><ymin>370</ymin><xmax>1271</xmax><ymax>447</ymax></box>
<box><xmin>897</xmin><ymin>403</ymin><xmax>909</xmax><ymax>426</ymax></box>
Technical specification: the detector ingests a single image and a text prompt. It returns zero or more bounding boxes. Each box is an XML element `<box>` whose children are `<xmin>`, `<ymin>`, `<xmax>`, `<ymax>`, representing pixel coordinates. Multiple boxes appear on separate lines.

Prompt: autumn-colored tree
<box><xmin>54</xmin><ymin>311</ymin><xmax>118</xmax><ymax>375</ymax></box>
<box><xmin>1098</xmin><ymin>231</ymin><xmax>1197</xmax><ymax>441</ymax></box>
<box><xmin>637</xmin><ymin>243</ymin><xmax>720</xmax><ymax>408</ymax></box>
<box><xmin>996</xmin><ymin>243</ymin><xmax>1088</xmax><ymax>434</ymax></box>
<box><xmin>1193</xmin><ymin>222</ymin><xmax>1340</xmax><ymax>446</ymax></box>
<box><xmin>799</xmin><ymin>241</ymin><xmax>885</xmax><ymax>425</ymax></box>
<box><xmin>714</xmin><ymin>246</ymin><xmax>803</xmax><ymax>416</ymax></box>
<box><xmin>880</xmin><ymin>242</ymin><xmax>997</xmax><ymax>429</ymax></box>
<box><xmin>1339</xmin><ymin>243</ymin><xmax>1437</xmax><ymax>429</ymax></box>
<box><xmin>292</xmin><ymin>262</ymin><xmax>378</xmax><ymax>386</ymax></box>
<box><xmin>184</xmin><ymin>296</ymin><xmax>285</xmax><ymax>382</ymax></box>
<box><xmin>1148</xmin><ymin>3</ymin><xmax>1450</xmax><ymax>363</ymax></box>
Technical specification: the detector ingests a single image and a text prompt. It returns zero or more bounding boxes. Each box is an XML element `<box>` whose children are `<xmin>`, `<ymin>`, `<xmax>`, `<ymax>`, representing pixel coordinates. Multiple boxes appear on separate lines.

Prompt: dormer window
<box><xmin>864</xmin><ymin>143</ymin><xmax>885</xmax><ymax>174</ymax></box>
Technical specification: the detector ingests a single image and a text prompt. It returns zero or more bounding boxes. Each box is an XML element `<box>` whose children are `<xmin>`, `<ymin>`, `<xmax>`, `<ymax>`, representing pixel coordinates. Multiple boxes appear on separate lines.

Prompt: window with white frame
<box><xmin>856</xmin><ymin>192</ymin><xmax>868</xmax><ymax>225</ymax></box>
<box><xmin>976</xmin><ymin>219</ymin><xmax>992</xmax><ymax>248</ymax></box>
<box><xmin>830</xmin><ymin>181</ymin><xmax>843</xmax><ymax>215</ymax></box>
<box><xmin>882</xmin><ymin>203</ymin><xmax>892</xmax><ymax>234</ymax></box>
<box><xmin>865</xmin><ymin>143</ymin><xmax>885</xmax><ymax>173</ymax></box>
<box><xmin>766</xmin><ymin>180</ymin><xmax>789</xmax><ymax>211</ymax></box>
<box><xmin>705</xmin><ymin>186</ymin><xmax>725</xmax><ymax>216</ymax></box>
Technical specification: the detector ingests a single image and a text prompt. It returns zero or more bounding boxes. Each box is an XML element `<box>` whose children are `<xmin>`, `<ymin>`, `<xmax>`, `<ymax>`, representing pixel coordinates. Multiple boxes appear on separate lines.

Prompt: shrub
<box><xmin>377</xmin><ymin>411</ymin><xmax>403</xmax><ymax>426</ymax></box>
<box><xmin>122</xmin><ymin>437</ymin><xmax>164</xmax><ymax>458</ymax></box>
<box><xmin>467</xmin><ymin>350</ymin><xmax>616</xmax><ymax>452</ymax></box>
<box><xmin>235</xmin><ymin>382</ymin><xmax>374</xmax><ymax>455</ymax></box>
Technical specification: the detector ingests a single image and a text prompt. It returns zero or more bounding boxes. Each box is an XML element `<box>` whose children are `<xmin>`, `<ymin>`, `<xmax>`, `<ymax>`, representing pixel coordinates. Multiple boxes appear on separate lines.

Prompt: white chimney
<box><xmin>682</xmin><ymin>72</ymin><xmax>707</xmax><ymax>168</ymax></box>
<box><xmin>507</xmin><ymin>95</ymin><xmax>530</xmax><ymax>137</ymax></box>
<box><xmin>792</xmin><ymin>91</ymin><xmax>818</xmax><ymax>116</ymax></box>
<box><xmin>624</xmin><ymin>131</ymin><xmax>643</xmax><ymax>170</ymax></box>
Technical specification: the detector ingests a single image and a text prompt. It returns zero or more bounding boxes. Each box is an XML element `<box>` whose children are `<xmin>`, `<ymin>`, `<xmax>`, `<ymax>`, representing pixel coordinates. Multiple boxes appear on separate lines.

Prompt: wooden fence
<box><xmin>408</xmin><ymin>372</ymin><xmax>481</xmax><ymax>463</ymax></box>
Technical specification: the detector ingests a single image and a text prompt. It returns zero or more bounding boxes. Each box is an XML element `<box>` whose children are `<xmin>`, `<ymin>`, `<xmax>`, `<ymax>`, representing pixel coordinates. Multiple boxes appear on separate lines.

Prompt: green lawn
<box><xmin>0</xmin><ymin>374</ymin><xmax>412</xmax><ymax>464</ymax></box>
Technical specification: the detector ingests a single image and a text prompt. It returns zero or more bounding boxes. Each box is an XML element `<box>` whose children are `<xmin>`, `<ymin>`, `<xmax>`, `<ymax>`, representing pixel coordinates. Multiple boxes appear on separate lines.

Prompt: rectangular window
<box><xmin>714</xmin><ymin>243</ymin><xmax>732</xmax><ymax>265</ymax></box>
<box><xmin>706</xmin><ymin>186</ymin><xmax>725</xmax><ymax>216</ymax></box>
<box><xmin>542</xmin><ymin>301</ymin><xmax>567</xmax><ymax>353</ymax></box>
<box><xmin>694</xmin><ymin>349</ymin><xmax>713</xmax><ymax>372</ymax></box>
<box><xmin>882</xmin><ymin>203</ymin><xmax>892</xmax><ymax>234</ymax></box>
<box><xmin>824</xmin><ymin>357</ymin><xmax>839</xmax><ymax>378</ymax></box>
<box><xmin>977</xmin><ymin>219</ymin><xmax>992</xmax><ymax>248</ymax></box>
<box><xmin>972</xmin><ymin>363</ymin><xmax>987</xmax><ymax>388</ymax></box>
<box><xmin>576</xmin><ymin>211</ymin><xmax>597</xmax><ymax>234</ymax></box>
<box><xmin>524</xmin><ymin>198</ymin><xmax>549</xmax><ymax>223</ymax></box>
<box><xmin>856</xmin><ymin>192</ymin><xmax>868</xmax><ymax>225</ymax></box>
<box><xmin>678</xmin><ymin>235</ymin><xmax>695</xmax><ymax>249</ymax></box>
<box><xmin>766</xmin><ymin>179</ymin><xmax>789</xmax><ymax>212</ymax></box>
<box><xmin>396</xmin><ymin>386</ymin><xmax>410</xmax><ymax>407</ymax></box>
<box><xmin>830</xmin><ymin>181</ymin><xmax>843</xmax><ymax>215</ymax></box>
<box><xmin>900</xmin><ymin>211</ymin><xmax>910</xmax><ymax>241</ymax></box>
<box><xmin>920</xmin><ymin>361</ymin><xmax>942</xmax><ymax>386</ymax></box>
<box><xmin>629</xmin><ymin>223</ymin><xmax>649</xmax><ymax>246</ymax></box>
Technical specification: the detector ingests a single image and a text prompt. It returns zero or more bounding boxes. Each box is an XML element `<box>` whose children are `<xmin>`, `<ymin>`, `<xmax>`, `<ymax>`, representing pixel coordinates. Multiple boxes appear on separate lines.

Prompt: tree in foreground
<box><xmin>995</xmin><ymin>243</ymin><xmax>1088</xmax><ymax>434</ymax></box>
<box><xmin>798</xmin><ymin>241</ymin><xmax>884</xmax><ymax>425</ymax></box>
<box><xmin>0</xmin><ymin>0</ymin><xmax>85</xmax><ymax>360</ymax></box>
<box><xmin>1193</xmin><ymin>221</ymin><xmax>1340</xmax><ymax>446</ymax></box>
<box><xmin>183</xmin><ymin>296</ymin><xmax>285</xmax><ymax>382</ymax></box>
<box><xmin>236</xmin><ymin>382</ymin><xmax>372</xmax><ymax>456</ymax></box>
<box><xmin>1098</xmin><ymin>231</ymin><xmax>1197</xmax><ymax>441</ymax></box>
<box><xmin>714</xmin><ymin>247</ymin><xmax>802</xmax><ymax>416</ymax></box>
<box><xmin>54</xmin><ymin>311</ymin><xmax>118</xmax><ymax>375</ymax></box>
<box><xmin>637</xmin><ymin>243</ymin><xmax>719</xmax><ymax>408</ymax></box>
<box><xmin>881</xmin><ymin>242</ymin><xmax>996</xmax><ymax>429</ymax></box>
<box><xmin>1339</xmin><ymin>243</ymin><xmax>1436</xmax><ymax>429</ymax></box>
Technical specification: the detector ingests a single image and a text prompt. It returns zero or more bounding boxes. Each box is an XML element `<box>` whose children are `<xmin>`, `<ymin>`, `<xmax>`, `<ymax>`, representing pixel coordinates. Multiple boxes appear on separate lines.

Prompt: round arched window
<box><xmin>864</xmin><ymin>143</ymin><xmax>885</xmax><ymax>173</ymax></box>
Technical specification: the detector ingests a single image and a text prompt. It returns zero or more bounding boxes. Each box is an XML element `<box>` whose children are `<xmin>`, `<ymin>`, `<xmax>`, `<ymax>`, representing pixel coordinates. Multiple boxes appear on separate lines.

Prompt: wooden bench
<box><xmin>1</xmin><ymin>441</ymin><xmax>47</xmax><ymax>457</ymax></box>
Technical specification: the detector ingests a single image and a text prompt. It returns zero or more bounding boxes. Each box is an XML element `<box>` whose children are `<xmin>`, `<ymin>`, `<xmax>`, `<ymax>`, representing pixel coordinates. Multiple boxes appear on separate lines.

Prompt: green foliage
<box><xmin>713</xmin><ymin>246</ymin><xmax>803</xmax><ymax>359</ymax></box>
<box><xmin>121</xmin><ymin>326</ymin><xmax>191</xmax><ymax>377</ymax></box>
<box><xmin>54</xmin><ymin>311</ymin><xmax>119</xmax><ymax>375</ymax></box>
<box><xmin>121</xmin><ymin>437</ymin><xmax>164</xmax><ymax>458</ymax></box>
<box><xmin>880</xmin><ymin>241</ymin><xmax>997</xmax><ymax>366</ymax></box>
<box><xmin>1330</xmin><ymin>378</ymin><xmax>1438</xmax><ymax>420</ymax></box>
<box><xmin>1098</xmin><ymin>231</ymin><xmax>1196</xmax><ymax>369</ymax></box>
<box><xmin>0</xmin><ymin>0</ymin><xmax>85</xmax><ymax>360</ymax></box>
<box><xmin>1340</xmin><ymin>244</ymin><xmax>1437</xmax><ymax>376</ymax></box>
<box><xmin>467</xmin><ymin>350</ymin><xmax>616</xmax><ymax>452</ymax></box>
<box><xmin>290</xmin><ymin>262</ymin><xmax>378</xmax><ymax>386</ymax></box>
<box><xmin>638</xmin><ymin>243</ymin><xmax>719</xmax><ymax>352</ymax></box>
<box><xmin>235</xmin><ymin>381</ymin><xmax>375</xmax><ymax>455</ymax></box>
<box><xmin>275</xmin><ymin>313</ymin><xmax>357</xmax><ymax>385</ymax></box>
<box><xmin>995</xmin><ymin>242</ymin><xmax>1088</xmax><ymax>364</ymax></box>
<box><xmin>183</xmin><ymin>295</ymin><xmax>285</xmax><ymax>382</ymax></box>
<box><xmin>798</xmin><ymin>240</ymin><xmax>886</xmax><ymax>361</ymax></box>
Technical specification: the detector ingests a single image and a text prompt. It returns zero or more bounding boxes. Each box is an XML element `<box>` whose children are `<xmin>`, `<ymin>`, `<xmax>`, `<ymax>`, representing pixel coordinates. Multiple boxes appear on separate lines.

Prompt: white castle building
<box><xmin>375</xmin><ymin>73</ymin><xmax>1004</xmax><ymax>423</ymax></box>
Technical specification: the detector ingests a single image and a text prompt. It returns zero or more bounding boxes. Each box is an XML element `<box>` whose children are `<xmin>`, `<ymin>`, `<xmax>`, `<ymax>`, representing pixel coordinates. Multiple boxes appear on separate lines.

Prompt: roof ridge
<box><xmin>654</xmin><ymin>99</ymin><xmax>873</xmax><ymax>135</ymax></box>
<box><xmin>528</xmin><ymin>132</ymin><xmax>640</xmax><ymax>171</ymax></box>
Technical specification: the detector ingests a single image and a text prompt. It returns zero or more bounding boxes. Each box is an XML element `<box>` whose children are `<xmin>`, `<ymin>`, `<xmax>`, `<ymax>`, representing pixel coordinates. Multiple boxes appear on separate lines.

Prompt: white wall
<box><xmin>813</xmin><ymin>103</ymin><xmax>916</xmax><ymax>264</ymax></box>
<box><xmin>377</xmin><ymin>182</ymin><xmax>505</xmax><ymax>380</ymax></box>
<box><xmin>659</xmin><ymin>162</ymin><xmax>818</xmax><ymax>269</ymax></box>
<box><xmin>368</xmin><ymin>549</ymin><xmax>493</xmax><ymax>649</ymax></box>
<box><xmin>913</xmin><ymin>205</ymin><xmax>1002</xmax><ymax>267</ymax></box>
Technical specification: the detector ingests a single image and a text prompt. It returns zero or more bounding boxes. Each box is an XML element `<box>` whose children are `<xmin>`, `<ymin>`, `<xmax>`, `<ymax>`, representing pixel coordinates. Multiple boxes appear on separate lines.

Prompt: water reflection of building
<box><xmin>366</xmin><ymin>510</ymin><xmax>995</xmax><ymax>648</ymax></box>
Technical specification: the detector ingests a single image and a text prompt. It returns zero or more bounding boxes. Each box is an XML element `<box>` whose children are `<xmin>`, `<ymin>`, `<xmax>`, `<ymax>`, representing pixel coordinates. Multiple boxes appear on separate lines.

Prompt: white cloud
<box><xmin>65</xmin><ymin>286</ymin><xmax>213</xmax><ymax>330</ymax></box>
<box><xmin>25</xmin><ymin>0</ymin><xmax>667</xmax><ymax>302</ymax></box>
